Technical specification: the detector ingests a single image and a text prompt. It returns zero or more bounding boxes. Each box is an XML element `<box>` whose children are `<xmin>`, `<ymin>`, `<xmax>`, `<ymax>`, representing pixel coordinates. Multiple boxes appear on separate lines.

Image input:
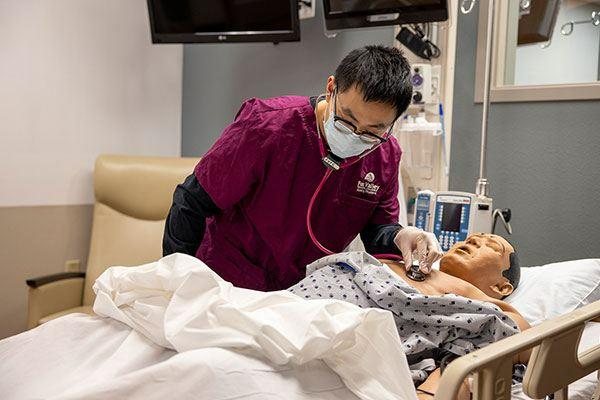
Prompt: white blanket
<box><xmin>18</xmin><ymin>253</ymin><xmax>416</xmax><ymax>400</ymax></box>
<box><xmin>0</xmin><ymin>314</ymin><xmax>364</xmax><ymax>399</ymax></box>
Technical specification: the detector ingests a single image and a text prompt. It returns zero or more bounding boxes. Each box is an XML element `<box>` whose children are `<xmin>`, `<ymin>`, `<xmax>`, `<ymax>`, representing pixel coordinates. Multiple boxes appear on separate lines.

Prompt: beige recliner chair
<box><xmin>25</xmin><ymin>154</ymin><xmax>199</xmax><ymax>329</ymax></box>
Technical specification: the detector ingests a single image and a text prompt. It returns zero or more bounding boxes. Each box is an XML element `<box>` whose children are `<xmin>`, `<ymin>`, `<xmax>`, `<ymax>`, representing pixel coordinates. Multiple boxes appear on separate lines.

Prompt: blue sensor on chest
<box><xmin>336</xmin><ymin>262</ymin><xmax>356</xmax><ymax>273</ymax></box>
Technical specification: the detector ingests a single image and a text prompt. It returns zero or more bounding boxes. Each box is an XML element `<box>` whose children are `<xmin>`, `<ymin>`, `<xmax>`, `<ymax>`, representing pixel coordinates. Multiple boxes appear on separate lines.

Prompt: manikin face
<box><xmin>439</xmin><ymin>233</ymin><xmax>516</xmax><ymax>299</ymax></box>
<box><xmin>323</xmin><ymin>76</ymin><xmax>397</xmax><ymax>139</ymax></box>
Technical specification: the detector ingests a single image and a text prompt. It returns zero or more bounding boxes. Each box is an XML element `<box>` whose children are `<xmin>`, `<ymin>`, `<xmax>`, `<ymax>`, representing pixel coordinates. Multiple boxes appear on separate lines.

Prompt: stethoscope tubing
<box><xmin>307</xmin><ymin>94</ymin><xmax>404</xmax><ymax>262</ymax></box>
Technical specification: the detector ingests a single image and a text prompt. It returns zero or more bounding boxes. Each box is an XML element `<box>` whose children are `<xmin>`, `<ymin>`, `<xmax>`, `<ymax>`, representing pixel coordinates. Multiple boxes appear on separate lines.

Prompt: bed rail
<box><xmin>435</xmin><ymin>300</ymin><xmax>600</xmax><ymax>400</ymax></box>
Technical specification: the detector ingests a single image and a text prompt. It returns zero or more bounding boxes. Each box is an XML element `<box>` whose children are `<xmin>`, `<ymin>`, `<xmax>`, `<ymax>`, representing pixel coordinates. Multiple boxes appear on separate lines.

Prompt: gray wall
<box><xmin>181</xmin><ymin>3</ymin><xmax>394</xmax><ymax>156</ymax></box>
<box><xmin>450</xmin><ymin>3</ymin><xmax>600</xmax><ymax>267</ymax></box>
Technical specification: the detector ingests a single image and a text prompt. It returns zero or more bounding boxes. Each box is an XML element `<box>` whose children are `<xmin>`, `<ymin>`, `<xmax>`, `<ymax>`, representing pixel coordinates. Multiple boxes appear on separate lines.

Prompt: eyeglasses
<box><xmin>332</xmin><ymin>89</ymin><xmax>396</xmax><ymax>144</ymax></box>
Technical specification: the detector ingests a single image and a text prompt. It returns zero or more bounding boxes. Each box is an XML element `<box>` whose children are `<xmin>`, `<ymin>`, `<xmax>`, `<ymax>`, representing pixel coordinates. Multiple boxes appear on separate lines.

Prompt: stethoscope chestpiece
<box><xmin>406</xmin><ymin>264</ymin><xmax>426</xmax><ymax>282</ymax></box>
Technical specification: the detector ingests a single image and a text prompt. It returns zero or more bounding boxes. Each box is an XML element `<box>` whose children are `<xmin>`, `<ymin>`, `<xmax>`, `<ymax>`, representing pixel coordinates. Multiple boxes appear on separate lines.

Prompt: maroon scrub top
<box><xmin>195</xmin><ymin>96</ymin><xmax>401</xmax><ymax>291</ymax></box>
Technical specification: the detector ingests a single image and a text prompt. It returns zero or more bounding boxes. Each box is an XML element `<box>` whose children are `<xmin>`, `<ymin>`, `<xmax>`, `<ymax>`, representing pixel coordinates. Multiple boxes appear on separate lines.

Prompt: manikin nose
<box><xmin>467</xmin><ymin>235</ymin><xmax>484</xmax><ymax>246</ymax></box>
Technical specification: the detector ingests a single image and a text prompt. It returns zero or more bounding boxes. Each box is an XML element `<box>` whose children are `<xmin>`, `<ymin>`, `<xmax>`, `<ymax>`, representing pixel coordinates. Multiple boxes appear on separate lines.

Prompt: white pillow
<box><xmin>505</xmin><ymin>259</ymin><xmax>600</xmax><ymax>325</ymax></box>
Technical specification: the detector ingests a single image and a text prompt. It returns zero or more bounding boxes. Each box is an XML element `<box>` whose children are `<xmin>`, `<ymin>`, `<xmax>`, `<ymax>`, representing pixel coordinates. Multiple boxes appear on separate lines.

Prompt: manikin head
<box><xmin>322</xmin><ymin>45</ymin><xmax>412</xmax><ymax>142</ymax></box>
<box><xmin>439</xmin><ymin>233</ymin><xmax>521</xmax><ymax>299</ymax></box>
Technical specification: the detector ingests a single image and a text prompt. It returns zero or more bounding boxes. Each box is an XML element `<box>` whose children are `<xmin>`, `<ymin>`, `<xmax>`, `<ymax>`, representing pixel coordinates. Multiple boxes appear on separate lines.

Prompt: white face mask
<box><xmin>323</xmin><ymin>102</ymin><xmax>375</xmax><ymax>159</ymax></box>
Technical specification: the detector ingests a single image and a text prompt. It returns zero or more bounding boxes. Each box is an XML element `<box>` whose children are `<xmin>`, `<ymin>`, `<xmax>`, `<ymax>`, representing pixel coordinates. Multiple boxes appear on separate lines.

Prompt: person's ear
<box><xmin>325</xmin><ymin>76</ymin><xmax>335</xmax><ymax>101</ymax></box>
<box><xmin>490</xmin><ymin>281</ymin><xmax>514</xmax><ymax>298</ymax></box>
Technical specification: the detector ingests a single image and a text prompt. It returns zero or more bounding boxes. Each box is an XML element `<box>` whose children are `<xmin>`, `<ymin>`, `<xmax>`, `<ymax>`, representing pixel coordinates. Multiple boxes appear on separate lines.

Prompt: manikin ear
<box><xmin>490</xmin><ymin>280</ymin><xmax>514</xmax><ymax>298</ymax></box>
<box><xmin>325</xmin><ymin>76</ymin><xmax>335</xmax><ymax>102</ymax></box>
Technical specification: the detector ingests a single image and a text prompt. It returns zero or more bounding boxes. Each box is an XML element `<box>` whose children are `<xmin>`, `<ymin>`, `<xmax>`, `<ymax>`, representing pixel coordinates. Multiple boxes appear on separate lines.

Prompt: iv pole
<box><xmin>471</xmin><ymin>0</ymin><xmax>494</xmax><ymax>197</ymax></box>
<box><xmin>461</xmin><ymin>0</ymin><xmax>494</xmax><ymax>197</ymax></box>
<box><xmin>461</xmin><ymin>0</ymin><xmax>512</xmax><ymax>234</ymax></box>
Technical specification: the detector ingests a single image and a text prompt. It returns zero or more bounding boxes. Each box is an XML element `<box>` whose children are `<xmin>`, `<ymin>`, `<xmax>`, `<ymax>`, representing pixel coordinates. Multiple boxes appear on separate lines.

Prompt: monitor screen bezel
<box><xmin>322</xmin><ymin>0</ymin><xmax>448</xmax><ymax>30</ymax></box>
<box><xmin>147</xmin><ymin>0</ymin><xmax>300</xmax><ymax>44</ymax></box>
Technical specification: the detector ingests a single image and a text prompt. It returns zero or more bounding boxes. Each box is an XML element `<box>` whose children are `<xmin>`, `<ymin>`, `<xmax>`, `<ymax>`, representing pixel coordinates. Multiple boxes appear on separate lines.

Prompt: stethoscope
<box><xmin>306</xmin><ymin>95</ymin><xmax>426</xmax><ymax>282</ymax></box>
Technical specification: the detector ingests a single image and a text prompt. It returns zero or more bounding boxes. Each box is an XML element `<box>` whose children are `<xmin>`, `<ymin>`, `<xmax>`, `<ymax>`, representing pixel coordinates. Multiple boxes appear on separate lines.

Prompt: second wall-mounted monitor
<box><xmin>147</xmin><ymin>0</ymin><xmax>300</xmax><ymax>44</ymax></box>
<box><xmin>323</xmin><ymin>0</ymin><xmax>448</xmax><ymax>31</ymax></box>
<box><xmin>517</xmin><ymin>0</ymin><xmax>560</xmax><ymax>45</ymax></box>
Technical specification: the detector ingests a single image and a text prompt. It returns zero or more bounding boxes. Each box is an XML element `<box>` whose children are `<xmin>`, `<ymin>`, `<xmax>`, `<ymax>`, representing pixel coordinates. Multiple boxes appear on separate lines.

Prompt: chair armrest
<box><xmin>26</xmin><ymin>273</ymin><xmax>86</xmax><ymax>329</ymax></box>
<box><xmin>26</xmin><ymin>272</ymin><xmax>85</xmax><ymax>288</ymax></box>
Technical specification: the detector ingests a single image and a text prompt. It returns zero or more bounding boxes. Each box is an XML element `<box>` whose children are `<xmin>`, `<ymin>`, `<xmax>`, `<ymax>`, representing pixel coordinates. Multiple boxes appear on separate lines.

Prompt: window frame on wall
<box><xmin>474</xmin><ymin>0</ymin><xmax>600</xmax><ymax>103</ymax></box>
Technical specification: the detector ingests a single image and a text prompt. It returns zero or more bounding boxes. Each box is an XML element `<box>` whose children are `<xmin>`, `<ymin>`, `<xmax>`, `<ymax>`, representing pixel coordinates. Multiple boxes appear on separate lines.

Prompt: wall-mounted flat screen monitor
<box><xmin>517</xmin><ymin>0</ymin><xmax>560</xmax><ymax>45</ymax></box>
<box><xmin>147</xmin><ymin>0</ymin><xmax>300</xmax><ymax>43</ymax></box>
<box><xmin>323</xmin><ymin>0</ymin><xmax>448</xmax><ymax>31</ymax></box>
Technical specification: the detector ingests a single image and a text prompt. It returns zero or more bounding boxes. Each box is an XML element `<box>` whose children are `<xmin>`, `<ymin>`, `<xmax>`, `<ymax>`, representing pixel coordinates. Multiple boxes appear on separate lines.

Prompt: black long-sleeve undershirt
<box><xmin>360</xmin><ymin>223</ymin><xmax>403</xmax><ymax>255</ymax></box>
<box><xmin>162</xmin><ymin>173</ymin><xmax>220</xmax><ymax>257</ymax></box>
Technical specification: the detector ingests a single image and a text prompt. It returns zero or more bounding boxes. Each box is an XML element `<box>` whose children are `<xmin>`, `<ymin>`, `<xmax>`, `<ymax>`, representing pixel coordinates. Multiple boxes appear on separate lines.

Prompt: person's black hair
<box><xmin>334</xmin><ymin>45</ymin><xmax>413</xmax><ymax>118</ymax></box>
<box><xmin>502</xmin><ymin>250</ymin><xmax>521</xmax><ymax>296</ymax></box>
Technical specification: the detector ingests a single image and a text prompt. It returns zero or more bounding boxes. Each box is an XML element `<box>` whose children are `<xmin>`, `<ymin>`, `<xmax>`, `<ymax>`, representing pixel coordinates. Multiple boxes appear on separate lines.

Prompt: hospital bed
<box><xmin>16</xmin><ymin>157</ymin><xmax>600</xmax><ymax>400</ymax></box>
<box><xmin>8</xmin><ymin>257</ymin><xmax>599</xmax><ymax>400</ymax></box>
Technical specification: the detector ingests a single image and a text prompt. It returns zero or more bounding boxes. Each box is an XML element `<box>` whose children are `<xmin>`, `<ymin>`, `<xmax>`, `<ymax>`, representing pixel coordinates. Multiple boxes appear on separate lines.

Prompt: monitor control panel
<box><xmin>414</xmin><ymin>190</ymin><xmax>433</xmax><ymax>231</ymax></box>
<box><xmin>432</xmin><ymin>194</ymin><xmax>471</xmax><ymax>252</ymax></box>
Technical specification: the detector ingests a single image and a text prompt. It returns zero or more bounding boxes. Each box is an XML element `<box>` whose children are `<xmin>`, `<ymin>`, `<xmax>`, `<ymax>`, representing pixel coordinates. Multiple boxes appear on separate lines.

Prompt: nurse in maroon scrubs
<box><xmin>163</xmin><ymin>45</ymin><xmax>442</xmax><ymax>291</ymax></box>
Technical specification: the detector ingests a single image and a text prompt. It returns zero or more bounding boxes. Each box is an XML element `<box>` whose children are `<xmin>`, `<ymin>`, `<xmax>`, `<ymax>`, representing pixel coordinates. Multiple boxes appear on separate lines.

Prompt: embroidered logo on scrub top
<box><xmin>357</xmin><ymin>172</ymin><xmax>380</xmax><ymax>195</ymax></box>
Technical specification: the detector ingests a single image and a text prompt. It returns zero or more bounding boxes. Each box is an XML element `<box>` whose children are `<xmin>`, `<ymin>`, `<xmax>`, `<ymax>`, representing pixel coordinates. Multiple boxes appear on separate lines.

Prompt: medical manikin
<box><xmin>288</xmin><ymin>233</ymin><xmax>530</xmax><ymax>400</ymax></box>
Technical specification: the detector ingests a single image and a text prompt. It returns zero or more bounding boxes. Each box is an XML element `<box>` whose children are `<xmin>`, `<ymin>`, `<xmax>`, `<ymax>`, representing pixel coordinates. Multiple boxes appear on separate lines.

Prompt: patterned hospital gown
<box><xmin>288</xmin><ymin>252</ymin><xmax>520</xmax><ymax>383</ymax></box>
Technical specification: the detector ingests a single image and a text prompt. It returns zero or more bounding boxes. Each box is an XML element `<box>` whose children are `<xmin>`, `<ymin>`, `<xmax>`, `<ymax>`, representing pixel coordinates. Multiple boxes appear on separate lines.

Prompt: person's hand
<box><xmin>393</xmin><ymin>226</ymin><xmax>442</xmax><ymax>274</ymax></box>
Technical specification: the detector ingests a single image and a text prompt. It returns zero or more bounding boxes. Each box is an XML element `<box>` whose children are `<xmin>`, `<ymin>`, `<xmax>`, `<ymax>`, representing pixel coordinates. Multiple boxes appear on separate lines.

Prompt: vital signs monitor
<box><xmin>414</xmin><ymin>190</ymin><xmax>493</xmax><ymax>252</ymax></box>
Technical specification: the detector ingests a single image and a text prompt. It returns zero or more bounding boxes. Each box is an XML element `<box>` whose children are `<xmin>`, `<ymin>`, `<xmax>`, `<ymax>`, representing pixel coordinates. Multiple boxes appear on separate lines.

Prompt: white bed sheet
<box><xmin>0</xmin><ymin>314</ymin><xmax>360</xmax><ymax>400</ymax></box>
<box><xmin>0</xmin><ymin>253</ymin><xmax>417</xmax><ymax>400</ymax></box>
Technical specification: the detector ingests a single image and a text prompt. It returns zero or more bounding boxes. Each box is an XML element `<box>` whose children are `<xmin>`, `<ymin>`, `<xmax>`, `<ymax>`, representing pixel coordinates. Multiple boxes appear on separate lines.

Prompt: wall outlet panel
<box><xmin>64</xmin><ymin>259</ymin><xmax>81</xmax><ymax>273</ymax></box>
